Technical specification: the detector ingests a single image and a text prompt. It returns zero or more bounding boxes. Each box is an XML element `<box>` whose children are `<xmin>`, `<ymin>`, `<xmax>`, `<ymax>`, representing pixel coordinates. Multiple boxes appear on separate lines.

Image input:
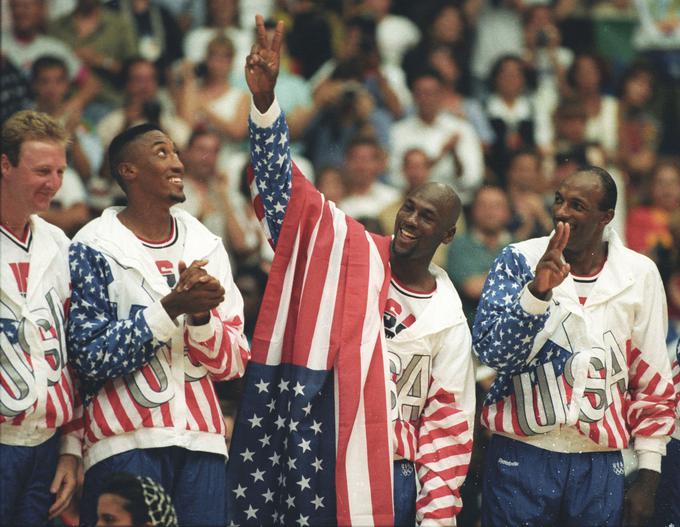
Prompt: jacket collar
<box><xmin>86</xmin><ymin>207</ymin><xmax>221</xmax><ymax>297</ymax></box>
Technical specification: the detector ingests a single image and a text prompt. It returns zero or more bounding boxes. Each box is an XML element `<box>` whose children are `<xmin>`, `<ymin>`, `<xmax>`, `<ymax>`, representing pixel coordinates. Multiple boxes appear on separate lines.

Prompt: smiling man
<box><xmin>0</xmin><ymin>110</ymin><xmax>81</xmax><ymax>525</ymax></box>
<box><xmin>473</xmin><ymin>167</ymin><xmax>674</xmax><ymax>526</ymax></box>
<box><xmin>225</xmin><ymin>16</ymin><xmax>475</xmax><ymax>527</ymax></box>
<box><xmin>66</xmin><ymin>124</ymin><xmax>249</xmax><ymax>526</ymax></box>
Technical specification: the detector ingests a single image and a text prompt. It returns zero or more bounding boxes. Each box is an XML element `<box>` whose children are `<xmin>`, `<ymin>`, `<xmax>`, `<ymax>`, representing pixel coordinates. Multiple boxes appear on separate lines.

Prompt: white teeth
<box><xmin>400</xmin><ymin>229</ymin><xmax>416</xmax><ymax>239</ymax></box>
<box><xmin>169</xmin><ymin>177</ymin><xmax>182</xmax><ymax>184</ymax></box>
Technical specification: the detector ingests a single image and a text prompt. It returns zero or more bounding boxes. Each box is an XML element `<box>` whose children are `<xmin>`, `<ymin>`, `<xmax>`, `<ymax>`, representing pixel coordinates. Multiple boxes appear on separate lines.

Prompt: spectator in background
<box><xmin>337</xmin><ymin>136</ymin><xmax>400</xmax><ymax>224</ymax></box>
<box><xmin>304</xmin><ymin>74</ymin><xmax>382</xmax><ymax>170</ymax></box>
<box><xmin>97</xmin><ymin>57</ymin><xmax>190</xmax><ymax>152</ymax></box>
<box><xmin>48</xmin><ymin>0</ymin><xmax>137</xmax><ymax>115</ymax></box>
<box><xmin>447</xmin><ymin>185</ymin><xmax>512</xmax><ymax>326</ymax></box>
<box><xmin>310</xmin><ymin>15</ymin><xmax>409</xmax><ymax>125</ymax></box>
<box><xmin>315</xmin><ymin>165</ymin><xmax>346</xmax><ymax>205</ymax></box>
<box><xmin>2</xmin><ymin>0</ymin><xmax>99</xmax><ymax>117</ymax></box>
<box><xmin>506</xmin><ymin>148</ymin><xmax>553</xmax><ymax>241</ymax></box>
<box><xmin>0</xmin><ymin>54</ymin><xmax>32</xmax><ymax>124</ymax></box>
<box><xmin>360</xmin><ymin>0</ymin><xmax>420</xmax><ymax>68</ymax></box>
<box><xmin>468</xmin><ymin>0</ymin><xmax>524</xmax><ymax>98</ymax></box>
<box><xmin>617</xmin><ymin>62</ymin><xmax>662</xmax><ymax>188</ymax></box>
<box><xmin>562</xmin><ymin>52</ymin><xmax>619</xmax><ymax>159</ymax></box>
<box><xmin>183</xmin><ymin>0</ymin><xmax>252</xmax><ymax>84</ymax></box>
<box><xmin>484</xmin><ymin>55</ymin><xmax>544</xmax><ymax>180</ymax></box>
<box><xmin>426</xmin><ymin>44</ymin><xmax>495</xmax><ymax>150</ymax></box>
<box><xmin>626</xmin><ymin>158</ymin><xmax>680</xmax><ymax>260</ymax></box>
<box><xmin>403</xmin><ymin>2</ymin><xmax>473</xmax><ymax>92</ymax></box>
<box><xmin>390</xmin><ymin>68</ymin><xmax>484</xmax><ymax>206</ymax></box>
<box><xmin>176</xmin><ymin>127</ymin><xmax>262</xmax><ymax>267</ymax></box>
<box><xmin>96</xmin><ymin>473</ymin><xmax>178</xmax><ymax>527</ymax></box>
<box><xmin>30</xmin><ymin>56</ymin><xmax>97</xmax><ymax>236</ymax></box>
<box><xmin>107</xmin><ymin>0</ymin><xmax>184</xmax><ymax>85</ymax></box>
<box><xmin>176</xmin><ymin>35</ymin><xmax>249</xmax><ymax>161</ymax></box>
<box><xmin>30</xmin><ymin>55</ymin><xmax>103</xmax><ymax>183</ymax></box>
<box><xmin>234</xmin><ymin>265</ymin><xmax>269</xmax><ymax>345</ymax></box>
<box><xmin>521</xmin><ymin>4</ymin><xmax>572</xmax><ymax>113</ymax></box>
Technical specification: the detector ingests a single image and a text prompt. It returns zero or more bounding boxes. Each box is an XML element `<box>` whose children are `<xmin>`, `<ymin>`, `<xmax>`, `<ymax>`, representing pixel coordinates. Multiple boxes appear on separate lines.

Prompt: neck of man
<box><xmin>564</xmin><ymin>238</ymin><xmax>608</xmax><ymax>276</ymax></box>
<box><xmin>0</xmin><ymin>191</ymin><xmax>30</xmax><ymax>235</ymax></box>
<box><xmin>118</xmin><ymin>200</ymin><xmax>174</xmax><ymax>241</ymax></box>
<box><xmin>390</xmin><ymin>254</ymin><xmax>435</xmax><ymax>292</ymax></box>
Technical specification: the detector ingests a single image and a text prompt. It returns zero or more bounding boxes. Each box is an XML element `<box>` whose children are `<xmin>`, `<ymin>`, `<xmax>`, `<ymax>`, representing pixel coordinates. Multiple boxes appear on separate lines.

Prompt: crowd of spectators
<box><xmin>2</xmin><ymin>0</ymin><xmax>679</xmax><ymax>524</ymax></box>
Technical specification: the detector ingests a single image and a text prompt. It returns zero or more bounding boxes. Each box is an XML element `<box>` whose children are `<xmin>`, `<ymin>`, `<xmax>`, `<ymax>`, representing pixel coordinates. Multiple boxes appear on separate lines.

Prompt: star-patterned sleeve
<box><xmin>249</xmin><ymin>99</ymin><xmax>292</xmax><ymax>248</ymax></box>
<box><xmin>472</xmin><ymin>245</ymin><xmax>551</xmax><ymax>375</ymax></box>
<box><xmin>67</xmin><ymin>242</ymin><xmax>173</xmax><ymax>391</ymax></box>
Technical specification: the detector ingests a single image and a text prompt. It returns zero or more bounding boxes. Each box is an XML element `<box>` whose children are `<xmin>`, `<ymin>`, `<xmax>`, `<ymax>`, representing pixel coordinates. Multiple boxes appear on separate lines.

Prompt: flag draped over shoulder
<box><xmin>226</xmin><ymin>165</ymin><xmax>395</xmax><ymax>526</ymax></box>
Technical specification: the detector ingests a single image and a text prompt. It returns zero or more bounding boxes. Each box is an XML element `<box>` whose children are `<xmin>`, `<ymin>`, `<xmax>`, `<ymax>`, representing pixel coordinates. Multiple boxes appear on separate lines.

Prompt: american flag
<box><xmin>226</xmin><ymin>161</ymin><xmax>395</xmax><ymax>526</ymax></box>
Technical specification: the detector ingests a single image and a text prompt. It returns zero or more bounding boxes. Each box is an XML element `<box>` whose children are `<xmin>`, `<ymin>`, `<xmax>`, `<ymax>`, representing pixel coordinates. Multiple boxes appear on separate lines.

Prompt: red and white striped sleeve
<box><xmin>184</xmin><ymin>255</ymin><xmax>250</xmax><ymax>382</ymax></box>
<box><xmin>415</xmin><ymin>320</ymin><xmax>475</xmax><ymax>525</ymax></box>
<box><xmin>626</xmin><ymin>263</ymin><xmax>675</xmax><ymax>472</ymax></box>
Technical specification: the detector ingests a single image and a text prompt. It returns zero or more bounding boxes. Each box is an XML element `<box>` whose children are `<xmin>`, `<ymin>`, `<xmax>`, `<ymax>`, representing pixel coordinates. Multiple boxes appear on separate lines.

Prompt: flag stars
<box><xmin>302</xmin><ymin>402</ymin><xmax>312</xmax><ymax>415</ymax></box>
<box><xmin>286</xmin><ymin>495</ymin><xmax>295</xmax><ymax>509</ymax></box>
<box><xmin>262</xmin><ymin>488</ymin><xmax>275</xmax><ymax>503</ymax></box>
<box><xmin>251</xmin><ymin>468</ymin><xmax>266</xmax><ymax>483</ymax></box>
<box><xmin>259</xmin><ymin>433</ymin><xmax>272</xmax><ymax>447</ymax></box>
<box><xmin>311</xmin><ymin>457</ymin><xmax>323</xmax><ymax>472</ymax></box>
<box><xmin>233</xmin><ymin>484</ymin><xmax>247</xmax><ymax>499</ymax></box>
<box><xmin>278</xmin><ymin>379</ymin><xmax>290</xmax><ymax>392</ymax></box>
<box><xmin>269</xmin><ymin>451</ymin><xmax>281</xmax><ymax>466</ymax></box>
<box><xmin>310</xmin><ymin>420</ymin><xmax>322</xmax><ymax>435</ymax></box>
<box><xmin>248</xmin><ymin>414</ymin><xmax>263</xmax><ymax>428</ymax></box>
<box><xmin>297</xmin><ymin>514</ymin><xmax>310</xmax><ymax>527</ymax></box>
<box><xmin>240</xmin><ymin>448</ymin><xmax>255</xmax><ymax>462</ymax></box>
<box><xmin>255</xmin><ymin>379</ymin><xmax>270</xmax><ymax>393</ymax></box>
<box><xmin>312</xmin><ymin>495</ymin><xmax>325</xmax><ymax>510</ymax></box>
<box><xmin>293</xmin><ymin>382</ymin><xmax>305</xmax><ymax>396</ymax></box>
<box><xmin>296</xmin><ymin>475</ymin><xmax>311</xmax><ymax>491</ymax></box>
<box><xmin>245</xmin><ymin>505</ymin><xmax>258</xmax><ymax>519</ymax></box>
<box><xmin>287</xmin><ymin>457</ymin><xmax>297</xmax><ymax>470</ymax></box>
<box><xmin>298</xmin><ymin>438</ymin><xmax>311</xmax><ymax>453</ymax></box>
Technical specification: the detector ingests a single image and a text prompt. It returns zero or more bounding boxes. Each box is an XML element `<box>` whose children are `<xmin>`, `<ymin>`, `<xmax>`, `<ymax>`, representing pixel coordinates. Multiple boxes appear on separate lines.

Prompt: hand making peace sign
<box><xmin>245</xmin><ymin>15</ymin><xmax>285</xmax><ymax>113</ymax></box>
<box><xmin>528</xmin><ymin>221</ymin><xmax>571</xmax><ymax>300</ymax></box>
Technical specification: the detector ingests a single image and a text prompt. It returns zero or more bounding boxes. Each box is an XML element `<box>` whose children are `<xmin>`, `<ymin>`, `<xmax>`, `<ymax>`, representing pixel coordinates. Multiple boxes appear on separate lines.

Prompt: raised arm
<box><xmin>246</xmin><ymin>16</ymin><xmax>293</xmax><ymax>248</ymax></box>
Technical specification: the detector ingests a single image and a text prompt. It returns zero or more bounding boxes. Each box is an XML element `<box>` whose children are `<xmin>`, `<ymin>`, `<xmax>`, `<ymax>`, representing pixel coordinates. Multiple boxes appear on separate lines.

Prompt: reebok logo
<box><xmin>498</xmin><ymin>458</ymin><xmax>519</xmax><ymax>467</ymax></box>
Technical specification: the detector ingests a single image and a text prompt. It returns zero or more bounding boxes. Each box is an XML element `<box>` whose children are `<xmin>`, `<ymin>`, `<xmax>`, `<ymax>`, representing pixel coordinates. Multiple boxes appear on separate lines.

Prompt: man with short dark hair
<box><xmin>0</xmin><ymin>110</ymin><xmax>81</xmax><ymax>524</ymax></box>
<box><xmin>226</xmin><ymin>17</ymin><xmax>475</xmax><ymax>526</ymax></box>
<box><xmin>67</xmin><ymin>123</ymin><xmax>249</xmax><ymax>526</ymax></box>
<box><xmin>473</xmin><ymin>166</ymin><xmax>675</xmax><ymax>525</ymax></box>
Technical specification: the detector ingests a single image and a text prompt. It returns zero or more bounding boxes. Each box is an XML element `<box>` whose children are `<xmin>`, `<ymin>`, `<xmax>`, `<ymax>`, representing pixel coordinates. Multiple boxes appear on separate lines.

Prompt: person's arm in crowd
<box><xmin>472</xmin><ymin>223</ymin><xmax>570</xmax><ymax>374</ymax></box>
<box><xmin>623</xmin><ymin>265</ymin><xmax>676</xmax><ymax>526</ymax></box>
<box><xmin>415</xmin><ymin>320</ymin><xmax>475</xmax><ymax>525</ymax></box>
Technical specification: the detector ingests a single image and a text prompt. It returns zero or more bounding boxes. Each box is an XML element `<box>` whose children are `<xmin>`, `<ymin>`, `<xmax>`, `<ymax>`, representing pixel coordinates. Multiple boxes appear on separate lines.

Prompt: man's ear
<box><xmin>600</xmin><ymin>208</ymin><xmax>615</xmax><ymax>228</ymax></box>
<box><xmin>1</xmin><ymin>154</ymin><xmax>12</xmax><ymax>179</ymax></box>
<box><xmin>118</xmin><ymin>162</ymin><xmax>137</xmax><ymax>185</ymax></box>
<box><xmin>442</xmin><ymin>225</ymin><xmax>456</xmax><ymax>245</ymax></box>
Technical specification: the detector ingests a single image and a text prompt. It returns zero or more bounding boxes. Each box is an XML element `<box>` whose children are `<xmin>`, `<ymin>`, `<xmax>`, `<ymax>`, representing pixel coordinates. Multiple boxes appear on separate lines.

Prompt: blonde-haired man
<box><xmin>0</xmin><ymin>110</ymin><xmax>81</xmax><ymax>524</ymax></box>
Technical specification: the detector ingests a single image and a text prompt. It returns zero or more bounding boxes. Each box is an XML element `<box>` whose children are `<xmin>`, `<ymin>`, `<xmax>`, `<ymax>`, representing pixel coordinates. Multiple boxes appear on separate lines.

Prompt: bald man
<box><xmin>225</xmin><ymin>16</ymin><xmax>475</xmax><ymax>527</ymax></box>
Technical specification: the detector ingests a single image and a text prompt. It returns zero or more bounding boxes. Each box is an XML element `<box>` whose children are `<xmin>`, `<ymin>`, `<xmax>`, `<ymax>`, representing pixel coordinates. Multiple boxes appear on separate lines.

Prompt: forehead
<box><xmin>18</xmin><ymin>139</ymin><xmax>66</xmax><ymax>160</ymax></box>
<box><xmin>405</xmin><ymin>186</ymin><xmax>444</xmax><ymax>213</ymax></box>
<box><xmin>557</xmin><ymin>173</ymin><xmax>604</xmax><ymax>202</ymax></box>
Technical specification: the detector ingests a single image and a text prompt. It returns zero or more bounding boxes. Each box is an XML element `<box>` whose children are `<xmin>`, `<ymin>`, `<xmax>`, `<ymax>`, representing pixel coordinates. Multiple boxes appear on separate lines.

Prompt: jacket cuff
<box><xmin>519</xmin><ymin>284</ymin><xmax>551</xmax><ymax>315</ymax></box>
<box><xmin>636</xmin><ymin>450</ymin><xmax>662</xmax><ymax>472</ymax></box>
<box><xmin>59</xmin><ymin>434</ymin><xmax>82</xmax><ymax>458</ymax></box>
<box><xmin>145</xmin><ymin>300</ymin><xmax>178</xmax><ymax>342</ymax></box>
<box><xmin>250</xmin><ymin>97</ymin><xmax>281</xmax><ymax>128</ymax></box>
<box><xmin>187</xmin><ymin>316</ymin><xmax>214</xmax><ymax>343</ymax></box>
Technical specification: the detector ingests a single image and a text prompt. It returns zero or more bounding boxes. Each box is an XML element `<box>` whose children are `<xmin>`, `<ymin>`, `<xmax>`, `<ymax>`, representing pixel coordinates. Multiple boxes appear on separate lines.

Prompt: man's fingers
<box><xmin>255</xmin><ymin>14</ymin><xmax>268</xmax><ymax>48</ymax></box>
<box><xmin>270</xmin><ymin>20</ymin><xmax>285</xmax><ymax>54</ymax></box>
<box><xmin>178</xmin><ymin>260</ymin><xmax>187</xmax><ymax>274</ymax></box>
<box><xmin>189</xmin><ymin>259</ymin><xmax>208</xmax><ymax>269</ymax></box>
<box><xmin>558</xmin><ymin>222</ymin><xmax>571</xmax><ymax>252</ymax></box>
<box><xmin>48</xmin><ymin>479</ymin><xmax>75</xmax><ymax>520</ymax></box>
